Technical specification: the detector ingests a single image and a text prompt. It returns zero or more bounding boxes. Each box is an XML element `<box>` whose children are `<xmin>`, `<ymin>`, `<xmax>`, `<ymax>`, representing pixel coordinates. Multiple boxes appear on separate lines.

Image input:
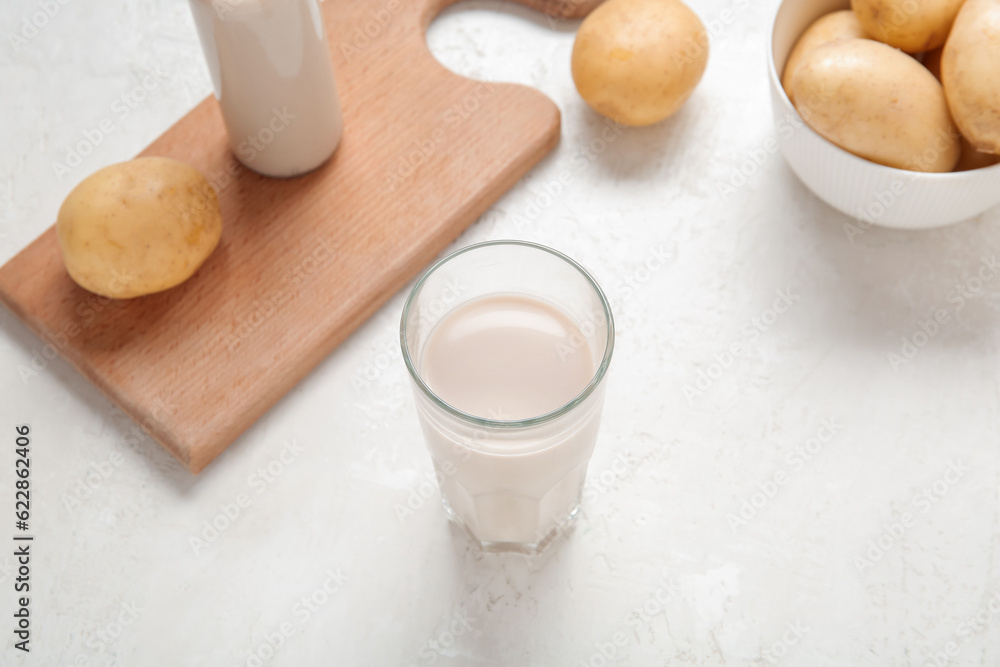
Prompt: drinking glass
<box><xmin>400</xmin><ymin>241</ymin><xmax>614</xmax><ymax>554</ymax></box>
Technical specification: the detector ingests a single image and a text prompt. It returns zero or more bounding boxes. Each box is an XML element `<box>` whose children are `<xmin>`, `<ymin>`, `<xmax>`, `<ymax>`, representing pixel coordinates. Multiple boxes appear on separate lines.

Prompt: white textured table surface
<box><xmin>2</xmin><ymin>0</ymin><xmax>1000</xmax><ymax>665</ymax></box>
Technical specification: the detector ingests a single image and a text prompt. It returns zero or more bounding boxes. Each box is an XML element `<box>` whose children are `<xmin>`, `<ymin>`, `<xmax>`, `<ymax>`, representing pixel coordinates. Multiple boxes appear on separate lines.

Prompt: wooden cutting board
<box><xmin>0</xmin><ymin>0</ymin><xmax>602</xmax><ymax>473</ymax></box>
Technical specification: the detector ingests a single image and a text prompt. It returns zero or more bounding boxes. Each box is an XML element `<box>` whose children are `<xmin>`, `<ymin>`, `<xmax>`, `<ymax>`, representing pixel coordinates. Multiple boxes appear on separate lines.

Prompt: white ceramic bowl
<box><xmin>767</xmin><ymin>0</ymin><xmax>1000</xmax><ymax>229</ymax></box>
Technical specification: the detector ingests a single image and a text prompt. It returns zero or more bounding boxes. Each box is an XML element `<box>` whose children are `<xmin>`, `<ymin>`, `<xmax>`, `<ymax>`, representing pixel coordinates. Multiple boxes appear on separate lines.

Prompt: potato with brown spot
<box><xmin>941</xmin><ymin>0</ymin><xmax>1000</xmax><ymax>154</ymax></box>
<box><xmin>571</xmin><ymin>0</ymin><xmax>708</xmax><ymax>126</ymax></box>
<box><xmin>782</xmin><ymin>10</ymin><xmax>870</xmax><ymax>104</ymax></box>
<box><xmin>851</xmin><ymin>0</ymin><xmax>965</xmax><ymax>52</ymax></box>
<box><xmin>790</xmin><ymin>39</ymin><xmax>961</xmax><ymax>172</ymax></box>
<box><xmin>57</xmin><ymin>157</ymin><xmax>222</xmax><ymax>299</ymax></box>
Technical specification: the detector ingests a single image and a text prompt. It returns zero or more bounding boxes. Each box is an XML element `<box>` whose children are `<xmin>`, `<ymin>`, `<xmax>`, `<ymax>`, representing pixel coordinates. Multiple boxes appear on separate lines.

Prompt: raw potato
<box><xmin>790</xmin><ymin>39</ymin><xmax>961</xmax><ymax>172</ymax></box>
<box><xmin>851</xmin><ymin>0</ymin><xmax>965</xmax><ymax>52</ymax></box>
<box><xmin>571</xmin><ymin>0</ymin><xmax>708</xmax><ymax>126</ymax></box>
<box><xmin>57</xmin><ymin>157</ymin><xmax>222</xmax><ymax>299</ymax></box>
<box><xmin>782</xmin><ymin>10</ymin><xmax>869</xmax><ymax>104</ymax></box>
<box><xmin>941</xmin><ymin>0</ymin><xmax>1000</xmax><ymax>154</ymax></box>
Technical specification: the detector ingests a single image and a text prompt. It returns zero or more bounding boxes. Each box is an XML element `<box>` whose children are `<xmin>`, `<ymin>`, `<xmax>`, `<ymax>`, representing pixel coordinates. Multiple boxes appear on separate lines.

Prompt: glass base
<box><xmin>440</xmin><ymin>495</ymin><xmax>581</xmax><ymax>556</ymax></box>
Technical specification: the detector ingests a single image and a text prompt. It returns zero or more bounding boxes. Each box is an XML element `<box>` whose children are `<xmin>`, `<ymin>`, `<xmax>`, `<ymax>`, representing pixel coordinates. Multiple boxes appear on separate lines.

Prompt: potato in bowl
<box><xmin>768</xmin><ymin>0</ymin><xmax>1000</xmax><ymax>228</ymax></box>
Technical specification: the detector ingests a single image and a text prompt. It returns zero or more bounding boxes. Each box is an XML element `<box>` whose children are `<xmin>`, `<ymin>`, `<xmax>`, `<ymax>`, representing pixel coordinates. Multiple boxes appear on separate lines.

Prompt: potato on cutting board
<box><xmin>56</xmin><ymin>157</ymin><xmax>223</xmax><ymax>299</ymax></box>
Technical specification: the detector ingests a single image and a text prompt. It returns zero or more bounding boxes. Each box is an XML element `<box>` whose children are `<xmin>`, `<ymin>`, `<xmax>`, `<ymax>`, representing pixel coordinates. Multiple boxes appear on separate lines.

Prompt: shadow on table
<box><xmin>785</xmin><ymin>165</ymin><xmax>1000</xmax><ymax>355</ymax></box>
<box><xmin>0</xmin><ymin>306</ymin><xmax>198</xmax><ymax>494</ymax></box>
<box><xmin>567</xmin><ymin>94</ymin><xmax>709</xmax><ymax>184</ymax></box>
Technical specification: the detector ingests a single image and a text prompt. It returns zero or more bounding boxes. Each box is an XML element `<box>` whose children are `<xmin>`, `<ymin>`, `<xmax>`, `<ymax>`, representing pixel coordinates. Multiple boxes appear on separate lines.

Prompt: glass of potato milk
<box><xmin>400</xmin><ymin>241</ymin><xmax>614</xmax><ymax>554</ymax></box>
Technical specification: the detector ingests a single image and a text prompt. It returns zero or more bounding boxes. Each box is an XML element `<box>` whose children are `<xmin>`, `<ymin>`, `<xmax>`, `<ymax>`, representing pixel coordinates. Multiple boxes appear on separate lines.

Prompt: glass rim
<box><xmin>399</xmin><ymin>240</ymin><xmax>615</xmax><ymax>429</ymax></box>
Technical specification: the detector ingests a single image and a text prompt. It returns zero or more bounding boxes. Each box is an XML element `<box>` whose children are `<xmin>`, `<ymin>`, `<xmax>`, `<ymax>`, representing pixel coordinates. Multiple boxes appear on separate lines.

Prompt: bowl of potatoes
<box><xmin>768</xmin><ymin>0</ymin><xmax>1000</xmax><ymax>229</ymax></box>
